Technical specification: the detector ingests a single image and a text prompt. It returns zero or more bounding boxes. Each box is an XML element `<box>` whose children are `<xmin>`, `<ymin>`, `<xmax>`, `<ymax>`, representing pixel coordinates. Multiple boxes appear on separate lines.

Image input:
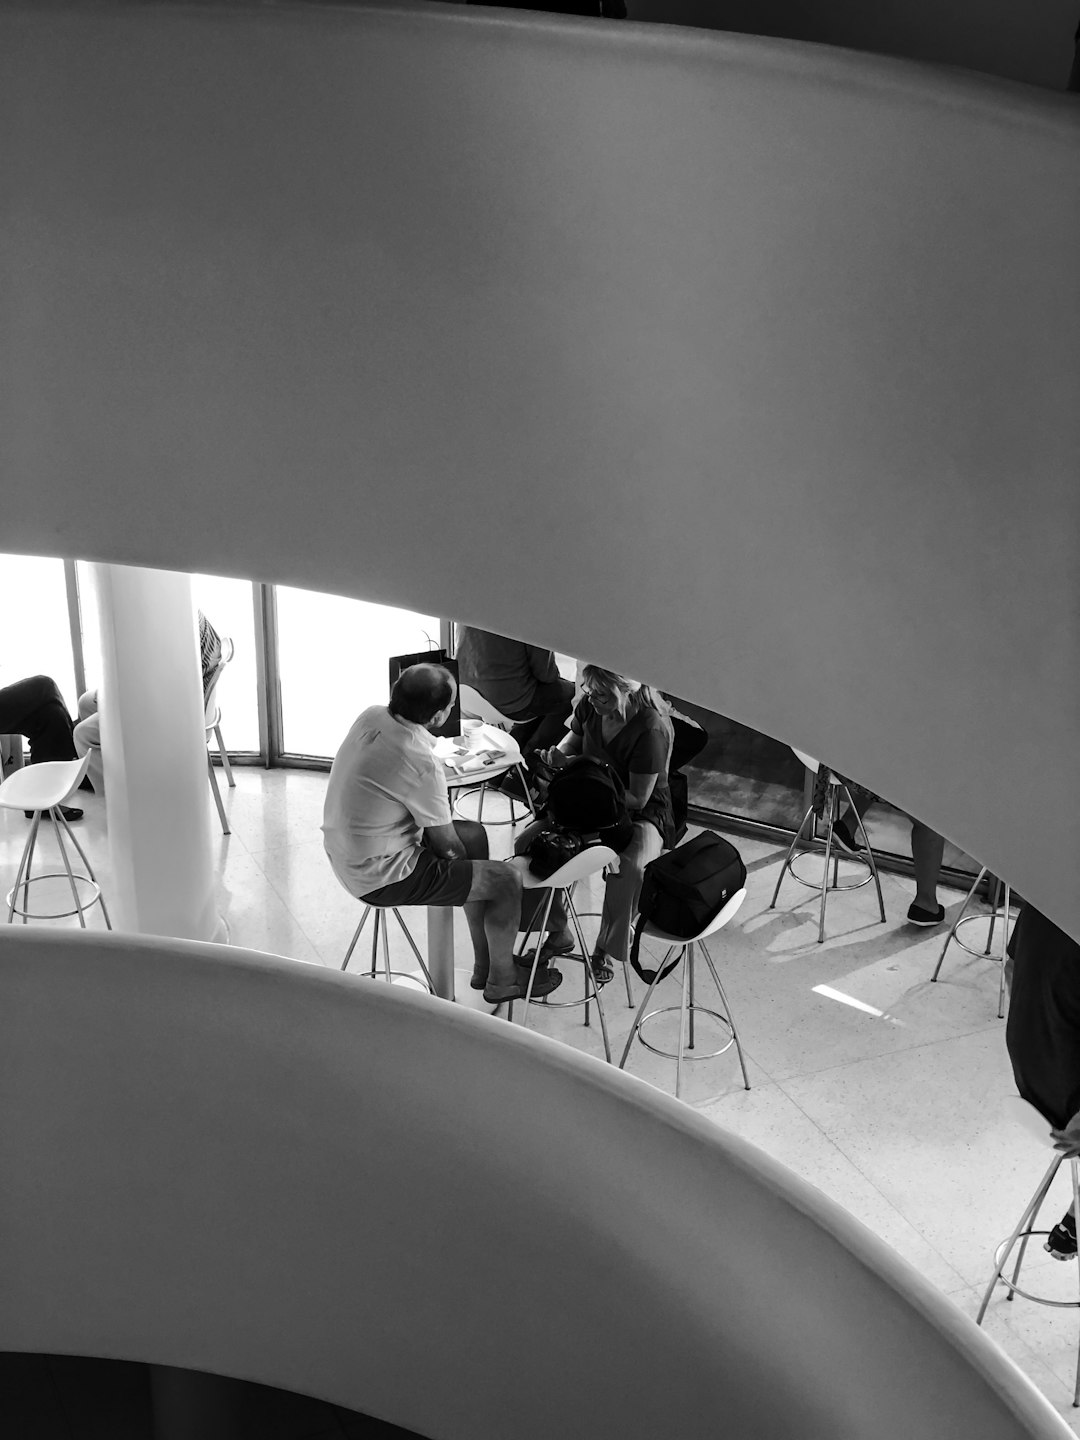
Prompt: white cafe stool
<box><xmin>976</xmin><ymin>1097</ymin><xmax>1080</xmax><ymax>1406</ymax></box>
<box><xmin>1</xmin><ymin>755</ymin><xmax>111</xmax><ymax>929</ymax></box>
<box><xmin>506</xmin><ymin>846</ymin><xmax>619</xmax><ymax>1063</ymax></box>
<box><xmin>930</xmin><ymin>865</ymin><xmax>1015</xmax><ymax>1020</ymax></box>
<box><xmin>769</xmin><ymin>749</ymin><xmax>886</xmax><ymax>944</ymax></box>
<box><xmin>618</xmin><ymin>888</ymin><xmax>750</xmax><ymax>1100</ymax></box>
<box><xmin>452</xmin><ymin>687</ymin><xmax>537</xmax><ymax>828</ymax></box>
<box><xmin>341</xmin><ymin>902</ymin><xmax>435</xmax><ymax>994</ymax></box>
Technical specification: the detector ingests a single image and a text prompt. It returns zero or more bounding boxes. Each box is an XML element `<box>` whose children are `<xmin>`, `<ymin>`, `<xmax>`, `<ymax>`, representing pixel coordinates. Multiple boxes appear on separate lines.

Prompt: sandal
<box><xmin>589</xmin><ymin>949</ymin><xmax>615</xmax><ymax>986</ymax></box>
<box><xmin>484</xmin><ymin>968</ymin><xmax>564</xmax><ymax>1005</ymax></box>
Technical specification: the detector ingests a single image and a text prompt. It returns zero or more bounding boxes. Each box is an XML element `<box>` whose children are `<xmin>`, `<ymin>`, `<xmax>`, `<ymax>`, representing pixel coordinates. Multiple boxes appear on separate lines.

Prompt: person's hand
<box><xmin>541</xmin><ymin>747</ymin><xmax>569</xmax><ymax>770</ymax></box>
<box><xmin>1051</xmin><ymin>1113</ymin><xmax>1080</xmax><ymax>1156</ymax></box>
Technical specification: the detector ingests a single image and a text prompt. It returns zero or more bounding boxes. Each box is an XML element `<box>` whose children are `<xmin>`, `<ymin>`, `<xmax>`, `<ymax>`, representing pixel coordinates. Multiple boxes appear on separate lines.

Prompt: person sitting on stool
<box><xmin>0</xmin><ymin>673</ymin><xmax>83</xmax><ymax>821</ymax></box>
<box><xmin>1005</xmin><ymin>903</ymin><xmax>1080</xmax><ymax>1260</ymax></box>
<box><xmin>322</xmin><ymin>662</ymin><xmax>562</xmax><ymax>1006</ymax></box>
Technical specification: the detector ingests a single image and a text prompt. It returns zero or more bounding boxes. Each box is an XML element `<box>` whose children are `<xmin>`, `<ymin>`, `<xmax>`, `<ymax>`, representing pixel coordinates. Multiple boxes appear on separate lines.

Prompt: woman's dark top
<box><xmin>1006</xmin><ymin>904</ymin><xmax>1080</xmax><ymax>1130</ymax></box>
<box><xmin>571</xmin><ymin>698</ymin><xmax>675</xmax><ymax>848</ymax></box>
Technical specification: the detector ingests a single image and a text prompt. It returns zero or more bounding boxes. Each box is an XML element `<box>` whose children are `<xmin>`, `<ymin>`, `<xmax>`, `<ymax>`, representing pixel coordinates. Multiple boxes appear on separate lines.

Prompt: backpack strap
<box><xmin>629</xmin><ymin>913</ymin><xmax>684</xmax><ymax>986</ymax></box>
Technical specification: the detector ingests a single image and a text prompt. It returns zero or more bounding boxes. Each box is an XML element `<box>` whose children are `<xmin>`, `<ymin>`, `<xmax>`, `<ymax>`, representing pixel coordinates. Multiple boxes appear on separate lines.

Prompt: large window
<box><xmin>276</xmin><ymin>588</ymin><xmax>441</xmax><ymax>758</ymax></box>
<box><xmin>0</xmin><ymin>554</ymin><xmax>77</xmax><ymax>708</ymax></box>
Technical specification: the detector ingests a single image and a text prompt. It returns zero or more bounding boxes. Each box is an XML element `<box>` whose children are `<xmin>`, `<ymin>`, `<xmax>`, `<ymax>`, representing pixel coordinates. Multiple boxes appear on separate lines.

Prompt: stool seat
<box><xmin>976</xmin><ymin>1096</ymin><xmax>1080</xmax><ymax>1406</ymax></box>
<box><xmin>769</xmin><ymin>750</ymin><xmax>886</xmax><ymax>943</ymax></box>
<box><xmin>0</xmin><ymin>755</ymin><xmax>111</xmax><ymax>930</ymax></box>
<box><xmin>509</xmin><ymin>845</ymin><xmax>618</xmax><ymax>1062</ymax></box>
<box><xmin>619</xmin><ymin>887</ymin><xmax>751</xmax><ymax>1100</ymax></box>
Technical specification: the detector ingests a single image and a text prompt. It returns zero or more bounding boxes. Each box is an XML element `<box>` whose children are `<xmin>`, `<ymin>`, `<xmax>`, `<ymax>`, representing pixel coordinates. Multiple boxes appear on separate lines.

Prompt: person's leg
<box><xmin>73</xmin><ymin>703</ymin><xmax>104</xmax><ymax>795</ymax></box>
<box><xmin>910</xmin><ymin>820</ymin><xmax>945</xmax><ymax>914</ymax></box>
<box><xmin>596</xmin><ymin>821</ymin><xmax>664</xmax><ymax>976</ymax></box>
<box><xmin>0</xmin><ymin>675</ymin><xmax>77</xmax><ymax>764</ymax></box>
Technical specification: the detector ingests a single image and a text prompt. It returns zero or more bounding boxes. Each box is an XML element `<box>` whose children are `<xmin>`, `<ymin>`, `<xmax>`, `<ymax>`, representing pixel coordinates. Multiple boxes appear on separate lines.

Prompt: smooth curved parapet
<box><xmin>1</xmin><ymin>0</ymin><xmax>1078</xmax><ymax>943</ymax></box>
<box><xmin>0</xmin><ymin>927</ymin><xmax>1070</xmax><ymax>1439</ymax></box>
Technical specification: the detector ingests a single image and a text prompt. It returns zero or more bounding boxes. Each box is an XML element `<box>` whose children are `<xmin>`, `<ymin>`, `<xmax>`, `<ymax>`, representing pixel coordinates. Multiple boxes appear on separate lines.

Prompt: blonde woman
<box><xmin>536</xmin><ymin>666</ymin><xmax>675</xmax><ymax>984</ymax></box>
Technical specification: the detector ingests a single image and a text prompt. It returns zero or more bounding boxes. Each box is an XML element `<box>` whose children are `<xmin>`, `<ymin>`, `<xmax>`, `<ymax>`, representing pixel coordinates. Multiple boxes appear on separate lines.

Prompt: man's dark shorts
<box><xmin>361</xmin><ymin>847</ymin><xmax>473</xmax><ymax>908</ymax></box>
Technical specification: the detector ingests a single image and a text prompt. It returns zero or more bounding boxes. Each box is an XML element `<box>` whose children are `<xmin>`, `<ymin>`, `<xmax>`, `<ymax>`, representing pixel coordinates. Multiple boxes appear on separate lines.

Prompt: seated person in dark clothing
<box><xmin>454</xmin><ymin>624</ymin><xmax>575</xmax><ymax>757</ymax></box>
<box><xmin>0</xmin><ymin>673</ymin><xmax>83</xmax><ymax>820</ymax></box>
<box><xmin>1005</xmin><ymin>903</ymin><xmax>1080</xmax><ymax>1258</ymax></box>
<box><xmin>521</xmin><ymin>665</ymin><xmax>675</xmax><ymax>985</ymax></box>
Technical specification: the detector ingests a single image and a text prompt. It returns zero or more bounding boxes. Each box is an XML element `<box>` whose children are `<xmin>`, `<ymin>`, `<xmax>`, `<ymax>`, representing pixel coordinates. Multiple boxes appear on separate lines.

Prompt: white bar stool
<box><xmin>769</xmin><ymin>749</ymin><xmax>886</xmax><ymax>943</ymax></box>
<box><xmin>0</xmin><ymin>755</ymin><xmax>111</xmax><ymax>929</ymax></box>
<box><xmin>341</xmin><ymin>903</ymin><xmax>435</xmax><ymax>994</ymax></box>
<box><xmin>452</xmin><ymin>687</ymin><xmax>536</xmax><ymax>827</ymax></box>
<box><xmin>619</xmin><ymin>888</ymin><xmax>750</xmax><ymax>1099</ymax></box>
<box><xmin>204</xmin><ymin>636</ymin><xmax>236</xmax><ymax>835</ymax></box>
<box><xmin>507</xmin><ymin>845</ymin><xmax>619</xmax><ymax>1062</ymax></box>
<box><xmin>976</xmin><ymin>1097</ymin><xmax>1080</xmax><ymax>1405</ymax></box>
<box><xmin>930</xmin><ymin>865</ymin><xmax>1014</xmax><ymax>1019</ymax></box>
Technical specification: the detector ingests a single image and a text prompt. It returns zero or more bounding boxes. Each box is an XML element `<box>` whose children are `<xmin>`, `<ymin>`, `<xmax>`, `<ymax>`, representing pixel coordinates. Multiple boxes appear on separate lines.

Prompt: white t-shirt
<box><xmin>322</xmin><ymin>705</ymin><xmax>453</xmax><ymax>897</ymax></box>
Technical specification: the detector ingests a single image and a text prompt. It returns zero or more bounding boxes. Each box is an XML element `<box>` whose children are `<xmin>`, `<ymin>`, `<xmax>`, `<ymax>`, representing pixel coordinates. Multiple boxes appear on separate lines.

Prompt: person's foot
<box><xmin>24</xmin><ymin>805</ymin><xmax>83</xmax><ymax>822</ymax></box>
<box><xmin>589</xmin><ymin>948</ymin><xmax>615</xmax><ymax>986</ymax></box>
<box><xmin>831</xmin><ymin>818</ymin><xmax>863</xmax><ymax>856</ymax></box>
<box><xmin>906</xmin><ymin>901</ymin><xmax>946</xmax><ymax>927</ymax></box>
<box><xmin>518</xmin><ymin>932</ymin><xmax>576</xmax><ymax>967</ymax></box>
<box><xmin>484</xmin><ymin>967</ymin><xmax>563</xmax><ymax>1005</ymax></box>
<box><xmin>1046</xmin><ymin>1210</ymin><xmax>1077</xmax><ymax>1260</ymax></box>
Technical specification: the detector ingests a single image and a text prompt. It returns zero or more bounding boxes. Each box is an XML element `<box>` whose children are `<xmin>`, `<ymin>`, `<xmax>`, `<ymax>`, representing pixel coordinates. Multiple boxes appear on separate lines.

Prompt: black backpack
<box><xmin>545</xmin><ymin>756</ymin><xmax>633</xmax><ymax>852</ymax></box>
<box><xmin>630</xmin><ymin>832</ymin><xmax>746</xmax><ymax>983</ymax></box>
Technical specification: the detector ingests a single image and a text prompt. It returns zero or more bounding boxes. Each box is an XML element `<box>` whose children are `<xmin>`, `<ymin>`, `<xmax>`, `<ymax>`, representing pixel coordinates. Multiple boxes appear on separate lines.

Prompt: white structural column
<box><xmin>92</xmin><ymin>563</ymin><xmax>222</xmax><ymax>941</ymax></box>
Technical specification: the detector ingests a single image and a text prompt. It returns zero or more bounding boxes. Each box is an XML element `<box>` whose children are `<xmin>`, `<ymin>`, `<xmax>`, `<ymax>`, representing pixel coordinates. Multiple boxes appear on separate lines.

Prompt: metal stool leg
<box><xmin>566</xmin><ymin>894</ymin><xmax>611</xmax><ymax>1063</ymax></box>
<box><xmin>817</xmin><ymin>788</ymin><xmax>837</xmax><ymax>943</ymax></box>
<box><xmin>8</xmin><ymin>819</ymin><xmax>38</xmax><ymax>922</ymax></box>
<box><xmin>976</xmin><ymin>1152</ymin><xmax>1063</xmax><ymax>1323</ymax></box>
<box><xmin>674</xmin><ymin>945</ymin><xmax>691</xmax><ymax>1099</ymax></box>
<box><xmin>837</xmin><ymin>783</ymin><xmax>886</xmax><ymax>925</ymax></box>
<box><xmin>390</xmin><ymin>907</ymin><xmax>436</xmax><ymax>994</ymax></box>
<box><xmin>56</xmin><ymin>809</ymin><xmax>112</xmax><ymax>929</ymax></box>
<box><xmin>214</xmin><ymin>725</ymin><xmax>236</xmax><ymax>788</ymax></box>
<box><xmin>618</xmin><ymin>952</ymin><xmax>673</xmax><ymax>1071</ymax></box>
<box><xmin>52</xmin><ymin>813</ymin><xmax>88</xmax><ymax>928</ymax></box>
<box><xmin>933</xmin><ymin>867</ymin><xmax>986</xmax><ymax>982</ymax></box>
<box><xmin>698</xmin><ymin>939</ymin><xmax>752</xmax><ymax>1090</ymax></box>
<box><xmin>341</xmin><ymin>906</ymin><xmax>373</xmax><ymax>971</ymax></box>
<box><xmin>769</xmin><ymin>805</ymin><xmax>815</xmax><ymax>909</ymax></box>
<box><xmin>379</xmin><ymin>909</ymin><xmax>393</xmax><ymax>983</ymax></box>
<box><xmin>208</xmin><ymin>753</ymin><xmax>230</xmax><ymax>834</ymax></box>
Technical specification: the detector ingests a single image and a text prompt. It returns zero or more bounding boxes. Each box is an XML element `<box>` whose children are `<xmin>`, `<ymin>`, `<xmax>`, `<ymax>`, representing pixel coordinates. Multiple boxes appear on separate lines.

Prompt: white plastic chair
<box><xmin>769</xmin><ymin>748</ymin><xmax>886</xmax><ymax>942</ymax></box>
<box><xmin>204</xmin><ymin>636</ymin><xmax>236</xmax><ymax>834</ymax></box>
<box><xmin>453</xmin><ymin>684</ymin><xmax>536</xmax><ymax>826</ymax></box>
<box><xmin>0</xmin><ymin>754</ymin><xmax>111</xmax><ymax>929</ymax></box>
<box><xmin>976</xmin><ymin>1096</ymin><xmax>1080</xmax><ymax>1406</ymax></box>
<box><xmin>507</xmin><ymin>844</ymin><xmax>619</xmax><ymax>1062</ymax></box>
<box><xmin>619</xmin><ymin>887</ymin><xmax>750</xmax><ymax>1099</ymax></box>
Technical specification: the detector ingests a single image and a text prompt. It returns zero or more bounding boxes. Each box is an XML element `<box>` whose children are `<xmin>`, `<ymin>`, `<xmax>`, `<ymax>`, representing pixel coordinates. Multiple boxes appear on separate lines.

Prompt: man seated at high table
<box><xmin>322</xmin><ymin>662</ymin><xmax>563</xmax><ymax>1006</ymax></box>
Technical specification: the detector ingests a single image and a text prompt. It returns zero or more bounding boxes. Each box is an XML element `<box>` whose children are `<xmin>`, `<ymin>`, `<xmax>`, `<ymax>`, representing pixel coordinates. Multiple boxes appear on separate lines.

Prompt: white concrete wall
<box><xmin>3</xmin><ymin>2</ymin><xmax>1078</xmax><ymax>936</ymax></box>
<box><xmin>0</xmin><ymin>927</ymin><xmax>1069</xmax><ymax>1439</ymax></box>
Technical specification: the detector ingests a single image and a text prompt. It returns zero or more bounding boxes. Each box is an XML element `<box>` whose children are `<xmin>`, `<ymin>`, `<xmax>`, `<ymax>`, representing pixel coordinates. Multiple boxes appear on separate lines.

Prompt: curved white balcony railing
<box><xmin>0</xmin><ymin>926</ymin><xmax>1069</xmax><ymax>1438</ymax></box>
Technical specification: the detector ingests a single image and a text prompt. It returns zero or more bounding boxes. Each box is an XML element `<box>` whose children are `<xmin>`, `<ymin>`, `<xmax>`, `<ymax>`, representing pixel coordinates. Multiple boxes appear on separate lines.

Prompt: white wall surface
<box><xmin>1</xmin><ymin>1</ymin><xmax>1078</xmax><ymax>941</ymax></box>
<box><xmin>0</xmin><ymin>928</ymin><xmax>1070</xmax><ymax>1439</ymax></box>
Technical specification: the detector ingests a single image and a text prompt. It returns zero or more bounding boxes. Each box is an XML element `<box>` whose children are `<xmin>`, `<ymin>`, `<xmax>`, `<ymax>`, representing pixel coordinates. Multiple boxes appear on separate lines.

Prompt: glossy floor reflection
<box><xmin>2</xmin><ymin>766</ymin><xmax>1077</xmax><ymax>1431</ymax></box>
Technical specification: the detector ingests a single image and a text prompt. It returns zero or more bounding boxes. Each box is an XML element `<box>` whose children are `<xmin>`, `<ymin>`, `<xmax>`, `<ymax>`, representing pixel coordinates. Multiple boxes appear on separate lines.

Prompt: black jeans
<box><xmin>0</xmin><ymin>675</ymin><xmax>77</xmax><ymax>764</ymax></box>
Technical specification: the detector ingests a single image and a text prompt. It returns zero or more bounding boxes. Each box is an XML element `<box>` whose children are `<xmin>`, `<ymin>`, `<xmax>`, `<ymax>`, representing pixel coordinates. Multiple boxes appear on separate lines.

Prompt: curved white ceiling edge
<box><xmin>3</xmin><ymin>2</ymin><xmax>1079</xmax><ymax>937</ymax></box>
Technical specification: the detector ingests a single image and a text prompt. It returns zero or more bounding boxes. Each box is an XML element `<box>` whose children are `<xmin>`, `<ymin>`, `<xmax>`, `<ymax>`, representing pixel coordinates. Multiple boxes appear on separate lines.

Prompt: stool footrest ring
<box><xmin>635</xmin><ymin>1004</ymin><xmax>737</xmax><ymax>1062</ymax></box>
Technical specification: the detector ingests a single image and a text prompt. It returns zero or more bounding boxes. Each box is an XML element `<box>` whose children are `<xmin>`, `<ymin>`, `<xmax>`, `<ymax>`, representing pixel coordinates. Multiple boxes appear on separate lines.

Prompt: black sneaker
<box><xmin>24</xmin><ymin>805</ymin><xmax>83</xmax><ymax>822</ymax></box>
<box><xmin>831</xmin><ymin>819</ymin><xmax>863</xmax><ymax>856</ymax></box>
<box><xmin>906</xmin><ymin>902</ymin><xmax>946</xmax><ymax>927</ymax></box>
<box><xmin>1046</xmin><ymin>1211</ymin><xmax>1078</xmax><ymax>1260</ymax></box>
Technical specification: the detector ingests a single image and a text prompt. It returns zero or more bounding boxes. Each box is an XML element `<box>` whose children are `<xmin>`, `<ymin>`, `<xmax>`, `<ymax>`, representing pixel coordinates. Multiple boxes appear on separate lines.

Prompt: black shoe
<box><xmin>495</xmin><ymin>770</ymin><xmax>536</xmax><ymax>807</ymax></box>
<box><xmin>906</xmin><ymin>902</ymin><xmax>946</xmax><ymax>927</ymax></box>
<box><xmin>1046</xmin><ymin>1210</ymin><xmax>1077</xmax><ymax>1261</ymax></box>
<box><xmin>24</xmin><ymin>805</ymin><xmax>83</xmax><ymax>822</ymax></box>
<box><xmin>831</xmin><ymin>819</ymin><xmax>863</xmax><ymax>856</ymax></box>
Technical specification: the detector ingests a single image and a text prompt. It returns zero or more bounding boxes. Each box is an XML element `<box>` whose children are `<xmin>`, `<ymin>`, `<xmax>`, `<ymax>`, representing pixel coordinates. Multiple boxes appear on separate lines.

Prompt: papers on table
<box><xmin>433</xmin><ymin>722</ymin><xmax>520</xmax><ymax>776</ymax></box>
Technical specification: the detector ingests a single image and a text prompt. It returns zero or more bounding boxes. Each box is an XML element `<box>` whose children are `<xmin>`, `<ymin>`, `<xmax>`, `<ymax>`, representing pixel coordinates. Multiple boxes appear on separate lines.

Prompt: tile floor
<box><xmin>3</xmin><ymin>766</ymin><xmax>1079</xmax><ymax>1432</ymax></box>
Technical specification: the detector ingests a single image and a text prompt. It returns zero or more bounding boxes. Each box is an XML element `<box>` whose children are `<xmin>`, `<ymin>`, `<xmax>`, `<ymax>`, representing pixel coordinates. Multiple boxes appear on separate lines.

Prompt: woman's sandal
<box><xmin>589</xmin><ymin>949</ymin><xmax>615</xmax><ymax>986</ymax></box>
